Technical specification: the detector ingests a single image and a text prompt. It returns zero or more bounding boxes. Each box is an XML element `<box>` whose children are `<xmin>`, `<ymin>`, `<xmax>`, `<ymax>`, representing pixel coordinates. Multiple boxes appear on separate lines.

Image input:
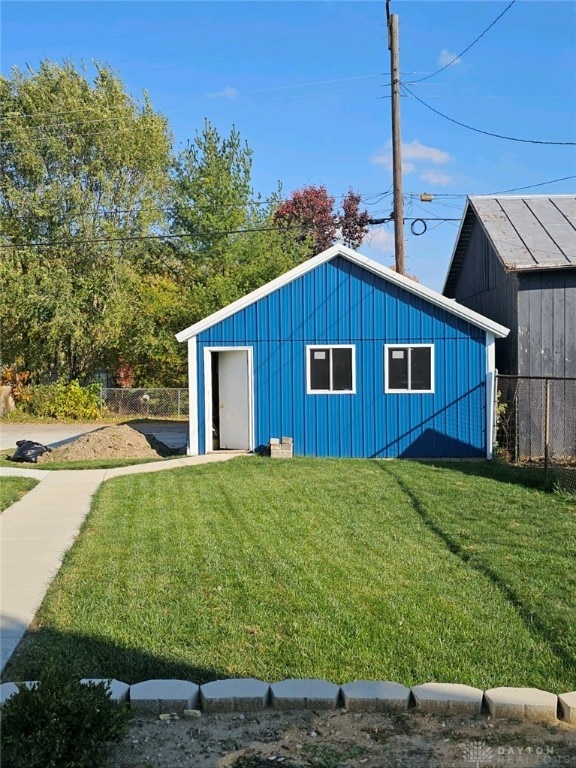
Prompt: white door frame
<box><xmin>203</xmin><ymin>346</ymin><xmax>254</xmax><ymax>454</ymax></box>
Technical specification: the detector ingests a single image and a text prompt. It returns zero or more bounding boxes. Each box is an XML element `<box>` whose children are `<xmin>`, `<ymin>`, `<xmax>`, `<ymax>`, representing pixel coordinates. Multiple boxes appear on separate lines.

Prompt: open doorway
<box><xmin>206</xmin><ymin>348</ymin><xmax>253</xmax><ymax>452</ymax></box>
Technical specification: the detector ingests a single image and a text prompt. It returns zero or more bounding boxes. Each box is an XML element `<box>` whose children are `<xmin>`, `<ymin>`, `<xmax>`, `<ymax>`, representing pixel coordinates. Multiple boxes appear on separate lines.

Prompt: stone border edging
<box><xmin>1</xmin><ymin>678</ymin><xmax>575</xmax><ymax>725</ymax></box>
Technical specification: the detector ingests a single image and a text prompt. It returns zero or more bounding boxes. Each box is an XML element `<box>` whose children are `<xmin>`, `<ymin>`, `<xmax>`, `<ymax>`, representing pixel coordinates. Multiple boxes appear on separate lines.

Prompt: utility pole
<box><xmin>387</xmin><ymin>5</ymin><xmax>405</xmax><ymax>274</ymax></box>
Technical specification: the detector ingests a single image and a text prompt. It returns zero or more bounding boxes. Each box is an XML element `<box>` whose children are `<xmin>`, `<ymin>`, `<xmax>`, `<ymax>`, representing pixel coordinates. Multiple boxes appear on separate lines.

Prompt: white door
<box><xmin>218</xmin><ymin>350</ymin><xmax>251</xmax><ymax>450</ymax></box>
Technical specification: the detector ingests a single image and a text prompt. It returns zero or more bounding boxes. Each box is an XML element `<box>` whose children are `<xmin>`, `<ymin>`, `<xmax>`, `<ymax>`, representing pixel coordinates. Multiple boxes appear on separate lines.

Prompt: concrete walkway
<box><xmin>0</xmin><ymin>452</ymin><xmax>243</xmax><ymax>674</ymax></box>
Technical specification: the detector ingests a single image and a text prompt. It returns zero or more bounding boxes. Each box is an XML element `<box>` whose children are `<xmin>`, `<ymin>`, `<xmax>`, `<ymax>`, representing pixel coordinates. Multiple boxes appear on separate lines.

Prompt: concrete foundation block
<box><xmin>129</xmin><ymin>679</ymin><xmax>200</xmax><ymax>715</ymax></box>
<box><xmin>341</xmin><ymin>680</ymin><xmax>410</xmax><ymax>712</ymax></box>
<box><xmin>0</xmin><ymin>681</ymin><xmax>38</xmax><ymax>705</ymax></box>
<box><xmin>271</xmin><ymin>679</ymin><xmax>340</xmax><ymax>710</ymax></box>
<box><xmin>411</xmin><ymin>683</ymin><xmax>484</xmax><ymax>715</ymax></box>
<box><xmin>200</xmin><ymin>678</ymin><xmax>270</xmax><ymax>713</ymax></box>
<box><xmin>558</xmin><ymin>692</ymin><xmax>576</xmax><ymax>724</ymax></box>
<box><xmin>270</xmin><ymin>437</ymin><xmax>293</xmax><ymax>458</ymax></box>
<box><xmin>484</xmin><ymin>687</ymin><xmax>558</xmax><ymax>723</ymax></box>
<box><xmin>81</xmin><ymin>678</ymin><xmax>130</xmax><ymax>702</ymax></box>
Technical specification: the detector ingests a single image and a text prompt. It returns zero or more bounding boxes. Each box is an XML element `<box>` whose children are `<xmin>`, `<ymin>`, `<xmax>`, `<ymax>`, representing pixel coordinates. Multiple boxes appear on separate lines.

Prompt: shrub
<box><xmin>0</xmin><ymin>367</ymin><xmax>31</xmax><ymax>407</ymax></box>
<box><xmin>0</xmin><ymin>670</ymin><xmax>128</xmax><ymax>768</ymax></box>
<box><xmin>20</xmin><ymin>380</ymin><xmax>102</xmax><ymax>420</ymax></box>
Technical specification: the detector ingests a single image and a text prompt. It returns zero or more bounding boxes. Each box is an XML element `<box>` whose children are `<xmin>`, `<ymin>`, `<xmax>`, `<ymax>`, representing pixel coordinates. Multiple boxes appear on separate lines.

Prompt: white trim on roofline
<box><xmin>176</xmin><ymin>244</ymin><xmax>509</xmax><ymax>343</ymax></box>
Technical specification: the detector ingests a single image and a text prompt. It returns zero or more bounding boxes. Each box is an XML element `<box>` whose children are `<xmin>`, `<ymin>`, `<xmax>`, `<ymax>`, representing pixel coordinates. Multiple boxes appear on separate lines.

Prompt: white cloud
<box><xmin>207</xmin><ymin>86</ymin><xmax>239</xmax><ymax>99</ymax></box>
<box><xmin>372</xmin><ymin>140</ymin><xmax>451</xmax><ymax>176</ymax></box>
<box><xmin>371</xmin><ymin>150</ymin><xmax>416</xmax><ymax>174</ymax></box>
<box><xmin>402</xmin><ymin>140</ymin><xmax>451</xmax><ymax>165</ymax></box>
<box><xmin>419</xmin><ymin>170</ymin><xmax>455</xmax><ymax>187</ymax></box>
<box><xmin>365</xmin><ymin>227</ymin><xmax>395</xmax><ymax>253</ymax></box>
<box><xmin>439</xmin><ymin>49</ymin><xmax>461</xmax><ymax>67</ymax></box>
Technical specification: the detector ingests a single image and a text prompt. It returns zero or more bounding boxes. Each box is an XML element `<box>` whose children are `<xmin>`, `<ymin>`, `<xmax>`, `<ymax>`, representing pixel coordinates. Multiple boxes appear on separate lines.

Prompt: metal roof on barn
<box><xmin>444</xmin><ymin>195</ymin><xmax>576</xmax><ymax>295</ymax></box>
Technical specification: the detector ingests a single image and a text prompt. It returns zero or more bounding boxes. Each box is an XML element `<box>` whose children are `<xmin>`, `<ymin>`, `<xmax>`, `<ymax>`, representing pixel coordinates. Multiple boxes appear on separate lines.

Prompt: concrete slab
<box><xmin>558</xmin><ymin>692</ymin><xmax>576</xmax><ymax>724</ymax></box>
<box><xmin>129</xmin><ymin>679</ymin><xmax>200</xmax><ymax>715</ymax></box>
<box><xmin>411</xmin><ymin>683</ymin><xmax>484</xmax><ymax>715</ymax></box>
<box><xmin>0</xmin><ymin>467</ymin><xmax>50</xmax><ymax>479</ymax></box>
<box><xmin>0</xmin><ymin>423</ymin><xmax>103</xmax><ymax>451</ymax></box>
<box><xmin>2</xmin><ymin>587</ymin><xmax>55</xmax><ymax>623</ymax></box>
<box><xmin>484</xmin><ymin>687</ymin><xmax>558</xmax><ymax>723</ymax></box>
<box><xmin>0</xmin><ymin>421</ymin><xmax>189</xmax><ymax>452</ymax></box>
<box><xmin>341</xmin><ymin>680</ymin><xmax>410</xmax><ymax>712</ymax></box>
<box><xmin>103</xmin><ymin>452</ymin><xmax>245</xmax><ymax>478</ymax></box>
<box><xmin>270</xmin><ymin>679</ymin><xmax>340</xmax><ymax>710</ymax></box>
<box><xmin>128</xmin><ymin>422</ymin><xmax>188</xmax><ymax>451</ymax></box>
<box><xmin>81</xmin><ymin>678</ymin><xmax>130</xmax><ymax>702</ymax></box>
<box><xmin>200</xmin><ymin>678</ymin><xmax>270</xmax><ymax>712</ymax></box>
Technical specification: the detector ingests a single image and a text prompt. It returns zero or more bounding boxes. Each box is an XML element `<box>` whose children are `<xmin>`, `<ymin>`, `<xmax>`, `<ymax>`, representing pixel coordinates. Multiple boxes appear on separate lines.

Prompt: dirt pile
<box><xmin>39</xmin><ymin>424</ymin><xmax>173</xmax><ymax>462</ymax></box>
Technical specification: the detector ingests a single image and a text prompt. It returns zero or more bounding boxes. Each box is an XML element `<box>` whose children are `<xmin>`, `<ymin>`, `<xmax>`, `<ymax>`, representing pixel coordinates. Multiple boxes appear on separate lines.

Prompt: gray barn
<box><xmin>443</xmin><ymin>195</ymin><xmax>576</xmax><ymax>459</ymax></box>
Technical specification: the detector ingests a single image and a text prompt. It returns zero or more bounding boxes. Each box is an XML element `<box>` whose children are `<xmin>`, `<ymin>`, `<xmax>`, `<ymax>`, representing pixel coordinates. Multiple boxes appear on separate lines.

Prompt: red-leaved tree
<box><xmin>273</xmin><ymin>185</ymin><xmax>336</xmax><ymax>252</ymax></box>
<box><xmin>339</xmin><ymin>190</ymin><xmax>370</xmax><ymax>249</ymax></box>
<box><xmin>273</xmin><ymin>185</ymin><xmax>369</xmax><ymax>254</ymax></box>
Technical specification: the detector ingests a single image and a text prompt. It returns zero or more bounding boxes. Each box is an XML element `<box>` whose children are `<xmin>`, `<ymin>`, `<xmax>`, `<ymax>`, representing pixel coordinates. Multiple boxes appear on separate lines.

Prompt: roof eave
<box><xmin>442</xmin><ymin>198</ymin><xmax>474</xmax><ymax>297</ymax></box>
<box><xmin>176</xmin><ymin>244</ymin><xmax>509</xmax><ymax>343</ymax></box>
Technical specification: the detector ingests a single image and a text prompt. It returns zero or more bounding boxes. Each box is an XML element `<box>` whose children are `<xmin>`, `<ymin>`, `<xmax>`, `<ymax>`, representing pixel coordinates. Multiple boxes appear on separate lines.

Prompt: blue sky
<box><xmin>2</xmin><ymin>0</ymin><xmax>575</xmax><ymax>291</ymax></box>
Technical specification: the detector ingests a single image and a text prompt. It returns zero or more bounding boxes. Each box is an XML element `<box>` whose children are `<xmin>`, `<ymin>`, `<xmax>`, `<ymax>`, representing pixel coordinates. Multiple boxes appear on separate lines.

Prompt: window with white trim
<box><xmin>385</xmin><ymin>344</ymin><xmax>434</xmax><ymax>393</ymax></box>
<box><xmin>307</xmin><ymin>346</ymin><xmax>355</xmax><ymax>393</ymax></box>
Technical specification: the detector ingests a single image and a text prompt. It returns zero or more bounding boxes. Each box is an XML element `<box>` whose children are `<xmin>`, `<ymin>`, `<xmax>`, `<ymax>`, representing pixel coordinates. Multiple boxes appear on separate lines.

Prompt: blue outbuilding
<box><xmin>176</xmin><ymin>245</ymin><xmax>508</xmax><ymax>459</ymax></box>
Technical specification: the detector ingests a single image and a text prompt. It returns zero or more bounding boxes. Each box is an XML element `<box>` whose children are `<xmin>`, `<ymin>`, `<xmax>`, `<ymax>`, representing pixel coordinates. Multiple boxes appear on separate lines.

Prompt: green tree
<box><xmin>0</xmin><ymin>60</ymin><xmax>172</xmax><ymax>382</ymax></box>
<box><xmin>170</xmin><ymin>120</ymin><xmax>309</xmax><ymax>322</ymax></box>
<box><xmin>171</xmin><ymin>119</ymin><xmax>252</xmax><ymax>280</ymax></box>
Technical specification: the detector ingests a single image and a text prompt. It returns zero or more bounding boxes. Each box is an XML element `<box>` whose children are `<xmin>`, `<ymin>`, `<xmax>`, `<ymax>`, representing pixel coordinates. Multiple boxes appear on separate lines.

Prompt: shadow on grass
<box><xmin>377</xmin><ymin>461</ymin><xmax>576</xmax><ymax>678</ymax></box>
<box><xmin>2</xmin><ymin>624</ymin><xmax>226</xmax><ymax>686</ymax></box>
<box><xmin>413</xmin><ymin>458</ymin><xmax>547</xmax><ymax>491</ymax></box>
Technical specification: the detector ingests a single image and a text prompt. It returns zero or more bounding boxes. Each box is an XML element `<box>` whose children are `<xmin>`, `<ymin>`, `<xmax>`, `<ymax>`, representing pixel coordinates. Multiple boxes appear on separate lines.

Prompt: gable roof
<box><xmin>444</xmin><ymin>195</ymin><xmax>576</xmax><ymax>296</ymax></box>
<box><xmin>176</xmin><ymin>244</ymin><xmax>508</xmax><ymax>343</ymax></box>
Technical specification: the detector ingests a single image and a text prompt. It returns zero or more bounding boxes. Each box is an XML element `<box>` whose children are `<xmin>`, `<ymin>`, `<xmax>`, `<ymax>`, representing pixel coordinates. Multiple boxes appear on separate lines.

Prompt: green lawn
<box><xmin>4</xmin><ymin>457</ymin><xmax>575</xmax><ymax>691</ymax></box>
<box><xmin>0</xmin><ymin>477</ymin><xmax>38</xmax><ymax>511</ymax></box>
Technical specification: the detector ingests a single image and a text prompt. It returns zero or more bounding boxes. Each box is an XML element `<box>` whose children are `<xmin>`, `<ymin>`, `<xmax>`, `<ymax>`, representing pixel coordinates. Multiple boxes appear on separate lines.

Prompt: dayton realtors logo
<box><xmin>461</xmin><ymin>740</ymin><xmax>555</xmax><ymax>766</ymax></box>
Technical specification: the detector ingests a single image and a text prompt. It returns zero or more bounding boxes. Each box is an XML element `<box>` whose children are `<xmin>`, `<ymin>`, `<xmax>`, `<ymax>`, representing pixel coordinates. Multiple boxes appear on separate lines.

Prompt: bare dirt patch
<box><xmin>38</xmin><ymin>424</ymin><xmax>174</xmax><ymax>462</ymax></box>
<box><xmin>103</xmin><ymin>708</ymin><xmax>576</xmax><ymax>768</ymax></box>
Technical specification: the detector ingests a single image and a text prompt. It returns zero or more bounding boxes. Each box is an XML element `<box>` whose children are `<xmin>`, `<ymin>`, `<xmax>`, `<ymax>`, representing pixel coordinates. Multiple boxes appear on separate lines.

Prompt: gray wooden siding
<box><xmin>452</xmin><ymin>219</ymin><xmax>519</xmax><ymax>373</ymax></box>
<box><xmin>517</xmin><ymin>270</ymin><xmax>576</xmax><ymax>377</ymax></box>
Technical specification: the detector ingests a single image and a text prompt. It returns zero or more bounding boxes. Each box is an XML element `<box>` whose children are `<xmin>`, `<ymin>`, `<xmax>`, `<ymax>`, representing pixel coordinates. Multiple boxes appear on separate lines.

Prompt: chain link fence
<box><xmin>497</xmin><ymin>375</ymin><xmax>576</xmax><ymax>493</ymax></box>
<box><xmin>100</xmin><ymin>388</ymin><xmax>189</xmax><ymax>419</ymax></box>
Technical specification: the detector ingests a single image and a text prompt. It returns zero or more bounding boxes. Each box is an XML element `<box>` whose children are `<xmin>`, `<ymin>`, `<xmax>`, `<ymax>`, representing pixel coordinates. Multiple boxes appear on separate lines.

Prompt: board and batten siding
<box><xmin>449</xmin><ymin>218</ymin><xmax>519</xmax><ymax>375</ymax></box>
<box><xmin>195</xmin><ymin>256</ymin><xmax>489</xmax><ymax>458</ymax></box>
<box><xmin>517</xmin><ymin>270</ymin><xmax>576</xmax><ymax>378</ymax></box>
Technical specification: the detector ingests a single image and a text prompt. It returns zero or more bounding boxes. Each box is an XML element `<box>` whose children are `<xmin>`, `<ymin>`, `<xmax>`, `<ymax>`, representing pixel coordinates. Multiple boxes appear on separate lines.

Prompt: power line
<box><xmin>0</xmin><ymin>224</ymin><xmax>295</xmax><ymax>250</ymax></box>
<box><xmin>406</xmin><ymin>0</ymin><xmax>517</xmax><ymax>84</ymax></box>
<box><xmin>3</xmin><ymin>190</ymin><xmax>385</xmax><ymax>221</ymax></box>
<box><xmin>1</xmin><ymin>74</ymin><xmax>382</xmax><ymax>124</ymax></box>
<box><xmin>0</xmin><ymin>90</ymin><xmax>384</xmax><ymax>146</ymax></box>
<box><xmin>401</xmin><ymin>83</ymin><xmax>576</xmax><ymax>146</ymax></box>
<box><xmin>487</xmin><ymin>177</ymin><xmax>576</xmax><ymax>195</ymax></box>
<box><xmin>0</xmin><ymin>214</ymin><xmax>462</xmax><ymax>250</ymax></box>
<box><xmin>405</xmin><ymin>176</ymin><xmax>576</xmax><ymax>198</ymax></box>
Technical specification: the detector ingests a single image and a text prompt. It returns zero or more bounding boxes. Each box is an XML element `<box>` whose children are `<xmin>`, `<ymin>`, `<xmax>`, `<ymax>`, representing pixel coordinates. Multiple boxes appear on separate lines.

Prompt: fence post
<box><xmin>178</xmin><ymin>389</ymin><xmax>181</xmax><ymax>417</ymax></box>
<box><xmin>544</xmin><ymin>378</ymin><xmax>550</xmax><ymax>488</ymax></box>
<box><xmin>99</xmin><ymin>385</ymin><xmax>103</xmax><ymax>418</ymax></box>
